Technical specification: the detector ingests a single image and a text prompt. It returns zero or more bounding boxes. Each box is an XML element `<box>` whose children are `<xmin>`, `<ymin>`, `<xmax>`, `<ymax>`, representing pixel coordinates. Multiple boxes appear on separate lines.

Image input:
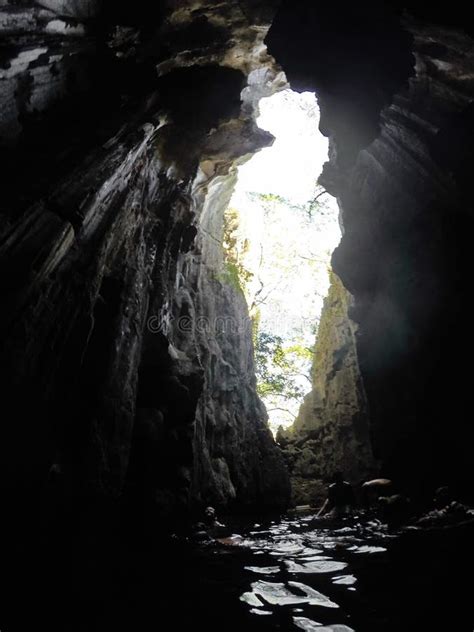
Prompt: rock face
<box><xmin>278</xmin><ymin>272</ymin><xmax>375</xmax><ymax>505</ymax></box>
<box><xmin>0</xmin><ymin>0</ymin><xmax>290</xmax><ymax>539</ymax></box>
<box><xmin>267</xmin><ymin>1</ymin><xmax>474</xmax><ymax>496</ymax></box>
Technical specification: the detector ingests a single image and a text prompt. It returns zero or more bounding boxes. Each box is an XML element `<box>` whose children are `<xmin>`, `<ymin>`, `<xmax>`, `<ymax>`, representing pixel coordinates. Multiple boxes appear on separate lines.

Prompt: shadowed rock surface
<box><xmin>0</xmin><ymin>0</ymin><xmax>290</xmax><ymax>516</ymax></box>
<box><xmin>267</xmin><ymin>0</ymin><xmax>474</xmax><ymax>497</ymax></box>
<box><xmin>0</xmin><ymin>6</ymin><xmax>291</xmax><ymax>627</ymax></box>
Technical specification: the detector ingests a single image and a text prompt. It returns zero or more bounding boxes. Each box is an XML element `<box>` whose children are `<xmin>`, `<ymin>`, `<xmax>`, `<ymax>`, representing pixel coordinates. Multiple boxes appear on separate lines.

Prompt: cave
<box><xmin>1</xmin><ymin>1</ymin><xmax>474</xmax><ymax>630</ymax></box>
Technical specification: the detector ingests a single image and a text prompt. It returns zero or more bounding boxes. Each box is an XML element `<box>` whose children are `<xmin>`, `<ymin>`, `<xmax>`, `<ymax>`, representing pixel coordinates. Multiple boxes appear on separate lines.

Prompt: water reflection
<box><xmin>227</xmin><ymin>516</ymin><xmax>391</xmax><ymax>629</ymax></box>
<box><xmin>245</xmin><ymin>579</ymin><xmax>339</xmax><ymax>608</ymax></box>
<box><xmin>294</xmin><ymin>619</ymin><xmax>354</xmax><ymax>632</ymax></box>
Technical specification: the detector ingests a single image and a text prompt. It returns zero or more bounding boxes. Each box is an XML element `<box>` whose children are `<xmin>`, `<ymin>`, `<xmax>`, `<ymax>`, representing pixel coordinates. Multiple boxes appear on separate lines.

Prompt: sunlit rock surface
<box><xmin>278</xmin><ymin>272</ymin><xmax>375</xmax><ymax>505</ymax></box>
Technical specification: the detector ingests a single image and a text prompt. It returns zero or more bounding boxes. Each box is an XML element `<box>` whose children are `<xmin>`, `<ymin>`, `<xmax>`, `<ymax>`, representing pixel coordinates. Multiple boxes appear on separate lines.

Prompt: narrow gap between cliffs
<box><xmin>223</xmin><ymin>89</ymin><xmax>341</xmax><ymax>435</ymax></box>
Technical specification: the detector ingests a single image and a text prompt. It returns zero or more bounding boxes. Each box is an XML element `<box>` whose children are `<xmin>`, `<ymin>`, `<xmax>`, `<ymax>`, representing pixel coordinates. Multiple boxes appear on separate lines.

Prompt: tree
<box><xmin>224</xmin><ymin>184</ymin><xmax>340</xmax><ymax>431</ymax></box>
<box><xmin>254</xmin><ymin>331</ymin><xmax>312</xmax><ymax>402</ymax></box>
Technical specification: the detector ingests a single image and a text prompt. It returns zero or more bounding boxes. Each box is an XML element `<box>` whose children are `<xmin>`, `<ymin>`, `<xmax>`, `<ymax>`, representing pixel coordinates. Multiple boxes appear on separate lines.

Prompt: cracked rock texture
<box><xmin>0</xmin><ymin>0</ymin><xmax>290</xmax><ymax>538</ymax></box>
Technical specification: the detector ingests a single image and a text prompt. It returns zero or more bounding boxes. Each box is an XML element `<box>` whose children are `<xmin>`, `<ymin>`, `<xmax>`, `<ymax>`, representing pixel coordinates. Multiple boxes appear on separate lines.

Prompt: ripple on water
<box><xmin>294</xmin><ymin>619</ymin><xmax>356</xmax><ymax>632</ymax></box>
<box><xmin>297</xmin><ymin>555</ymin><xmax>332</xmax><ymax>562</ymax></box>
<box><xmin>244</xmin><ymin>566</ymin><xmax>281</xmax><ymax>575</ymax></box>
<box><xmin>332</xmin><ymin>574</ymin><xmax>357</xmax><ymax>586</ymax></box>
<box><xmin>270</xmin><ymin>541</ymin><xmax>306</xmax><ymax>556</ymax></box>
<box><xmin>250</xmin><ymin>608</ymin><xmax>272</xmax><ymax>616</ymax></box>
<box><xmin>296</xmin><ymin>547</ymin><xmax>326</xmax><ymax>557</ymax></box>
<box><xmin>318</xmin><ymin>623</ymin><xmax>354</xmax><ymax>632</ymax></box>
<box><xmin>248</xmin><ymin>580</ymin><xmax>339</xmax><ymax>608</ymax></box>
<box><xmin>294</xmin><ymin>618</ymin><xmax>355</xmax><ymax>631</ymax></box>
<box><xmin>240</xmin><ymin>592</ymin><xmax>264</xmax><ymax>607</ymax></box>
<box><xmin>285</xmin><ymin>560</ymin><xmax>348</xmax><ymax>574</ymax></box>
<box><xmin>293</xmin><ymin>616</ymin><xmax>322</xmax><ymax>630</ymax></box>
<box><xmin>233</xmin><ymin>517</ymin><xmax>393</xmax><ymax>628</ymax></box>
<box><xmin>297</xmin><ymin>625</ymin><xmax>355</xmax><ymax>632</ymax></box>
<box><xmin>289</xmin><ymin>581</ymin><xmax>339</xmax><ymax>608</ymax></box>
<box><xmin>353</xmin><ymin>545</ymin><xmax>386</xmax><ymax>554</ymax></box>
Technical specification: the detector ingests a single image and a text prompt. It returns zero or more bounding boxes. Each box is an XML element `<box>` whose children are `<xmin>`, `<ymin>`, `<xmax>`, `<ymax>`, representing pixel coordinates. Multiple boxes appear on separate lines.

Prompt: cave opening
<box><xmin>223</xmin><ymin>88</ymin><xmax>341</xmax><ymax>434</ymax></box>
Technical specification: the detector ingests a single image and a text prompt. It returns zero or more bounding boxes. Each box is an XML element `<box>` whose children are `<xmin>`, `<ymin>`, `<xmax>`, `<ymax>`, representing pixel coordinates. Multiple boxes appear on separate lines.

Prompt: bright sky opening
<box><xmin>227</xmin><ymin>89</ymin><xmax>342</xmax><ymax>433</ymax></box>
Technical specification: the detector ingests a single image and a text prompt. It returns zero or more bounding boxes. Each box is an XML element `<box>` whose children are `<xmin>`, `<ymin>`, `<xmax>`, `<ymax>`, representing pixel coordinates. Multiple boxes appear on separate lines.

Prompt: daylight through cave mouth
<box><xmin>3</xmin><ymin>2</ymin><xmax>474</xmax><ymax>629</ymax></box>
<box><xmin>224</xmin><ymin>89</ymin><xmax>341</xmax><ymax>433</ymax></box>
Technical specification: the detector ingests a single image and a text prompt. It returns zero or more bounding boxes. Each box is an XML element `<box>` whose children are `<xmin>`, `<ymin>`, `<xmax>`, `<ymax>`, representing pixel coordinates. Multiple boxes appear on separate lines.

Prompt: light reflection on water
<box><xmin>218</xmin><ymin>515</ymin><xmax>391</xmax><ymax>631</ymax></box>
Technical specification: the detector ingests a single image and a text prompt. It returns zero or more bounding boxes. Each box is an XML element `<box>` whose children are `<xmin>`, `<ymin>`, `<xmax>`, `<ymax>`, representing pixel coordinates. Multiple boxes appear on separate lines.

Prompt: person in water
<box><xmin>361</xmin><ymin>477</ymin><xmax>394</xmax><ymax>508</ymax></box>
<box><xmin>415</xmin><ymin>486</ymin><xmax>474</xmax><ymax>528</ymax></box>
<box><xmin>317</xmin><ymin>472</ymin><xmax>355</xmax><ymax>518</ymax></box>
<box><xmin>203</xmin><ymin>506</ymin><xmax>225</xmax><ymax>529</ymax></box>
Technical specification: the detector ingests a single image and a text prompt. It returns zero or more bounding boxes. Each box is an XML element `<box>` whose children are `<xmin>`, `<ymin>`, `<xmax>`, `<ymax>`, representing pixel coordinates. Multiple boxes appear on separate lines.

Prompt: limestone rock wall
<box><xmin>278</xmin><ymin>272</ymin><xmax>375</xmax><ymax>505</ymax></box>
<box><xmin>0</xmin><ymin>1</ymin><xmax>98</xmax><ymax>147</ymax></box>
<box><xmin>267</xmin><ymin>1</ymin><xmax>474</xmax><ymax>496</ymax></box>
<box><xmin>0</xmin><ymin>0</ymin><xmax>290</xmax><ymax>534</ymax></box>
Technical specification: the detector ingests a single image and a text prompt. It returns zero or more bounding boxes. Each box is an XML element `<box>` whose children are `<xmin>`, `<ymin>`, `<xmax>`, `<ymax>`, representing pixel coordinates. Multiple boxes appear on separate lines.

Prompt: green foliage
<box><xmin>251</xmin><ymin>308</ymin><xmax>261</xmax><ymax>346</ymax></box>
<box><xmin>284</xmin><ymin>343</ymin><xmax>314</xmax><ymax>362</ymax></box>
<box><xmin>221</xmin><ymin>207</ymin><xmax>253</xmax><ymax>294</ymax></box>
<box><xmin>222</xmin><ymin>181</ymin><xmax>338</xmax><ymax>432</ymax></box>
<box><xmin>255</xmin><ymin>192</ymin><xmax>287</xmax><ymax>204</ymax></box>
<box><xmin>220</xmin><ymin>261</ymin><xmax>245</xmax><ymax>294</ymax></box>
<box><xmin>254</xmin><ymin>331</ymin><xmax>308</xmax><ymax>401</ymax></box>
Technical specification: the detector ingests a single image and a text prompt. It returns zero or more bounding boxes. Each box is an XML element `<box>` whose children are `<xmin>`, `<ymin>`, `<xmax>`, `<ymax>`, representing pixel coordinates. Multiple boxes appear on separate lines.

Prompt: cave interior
<box><xmin>1</xmin><ymin>1</ymin><xmax>474</xmax><ymax>630</ymax></box>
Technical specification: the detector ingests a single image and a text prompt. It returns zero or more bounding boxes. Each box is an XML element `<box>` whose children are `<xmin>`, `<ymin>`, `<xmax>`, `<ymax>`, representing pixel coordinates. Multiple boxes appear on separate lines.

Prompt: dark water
<box><xmin>69</xmin><ymin>511</ymin><xmax>474</xmax><ymax>632</ymax></box>
<box><xmin>222</xmin><ymin>515</ymin><xmax>390</xmax><ymax>631</ymax></box>
<box><xmin>183</xmin><ymin>514</ymin><xmax>474</xmax><ymax>632</ymax></box>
